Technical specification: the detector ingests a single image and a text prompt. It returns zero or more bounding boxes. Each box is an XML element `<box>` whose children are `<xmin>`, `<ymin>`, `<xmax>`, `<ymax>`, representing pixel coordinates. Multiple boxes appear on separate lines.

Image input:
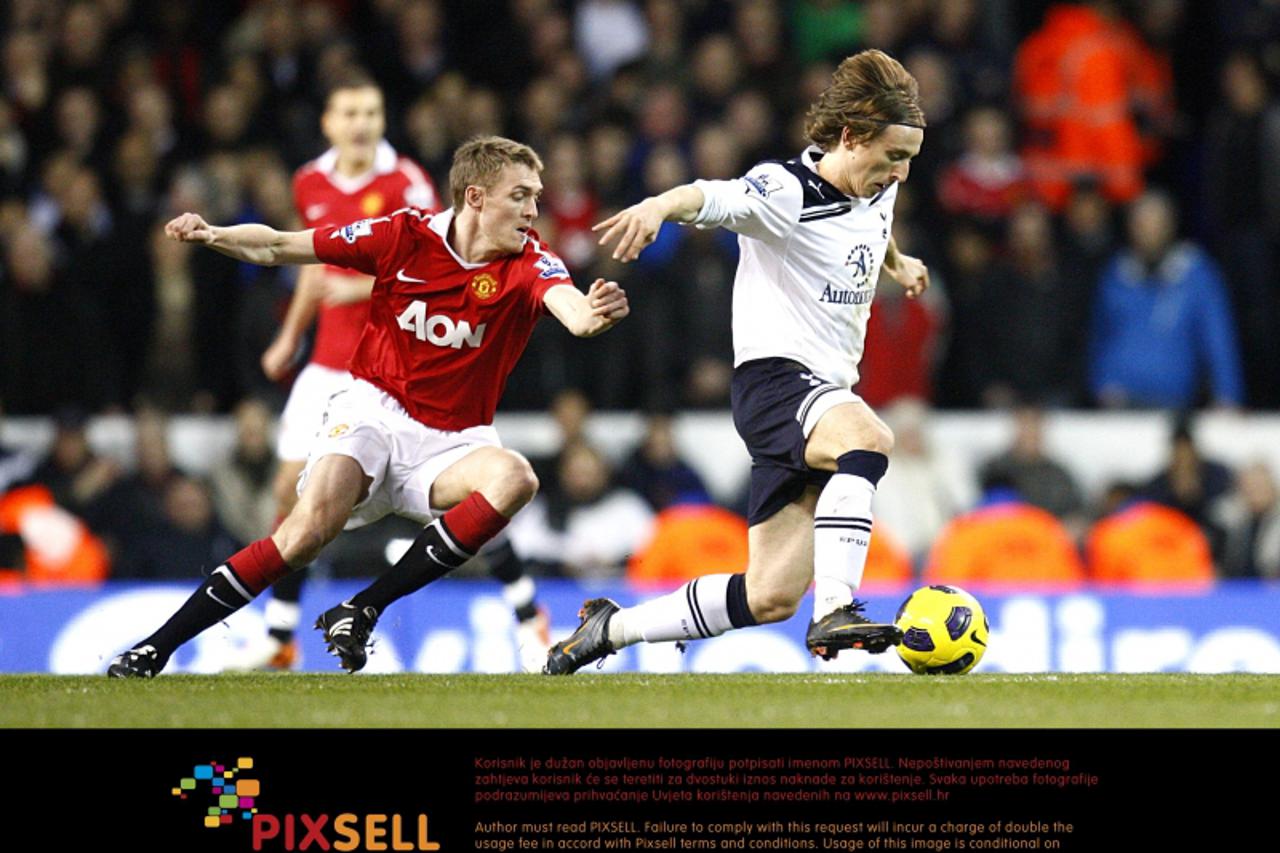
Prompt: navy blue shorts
<box><xmin>731</xmin><ymin>358</ymin><xmax>860</xmax><ymax>526</ymax></box>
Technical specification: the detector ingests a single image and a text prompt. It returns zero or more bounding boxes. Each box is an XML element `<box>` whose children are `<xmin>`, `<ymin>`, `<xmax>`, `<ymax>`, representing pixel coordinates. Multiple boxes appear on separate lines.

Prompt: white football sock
<box><xmin>608</xmin><ymin>574</ymin><xmax>737</xmax><ymax>647</ymax></box>
<box><xmin>501</xmin><ymin>576</ymin><xmax>536</xmax><ymax>612</ymax></box>
<box><xmin>264</xmin><ymin>597</ymin><xmax>301</xmax><ymax>632</ymax></box>
<box><xmin>812</xmin><ymin>473</ymin><xmax>877</xmax><ymax>619</ymax></box>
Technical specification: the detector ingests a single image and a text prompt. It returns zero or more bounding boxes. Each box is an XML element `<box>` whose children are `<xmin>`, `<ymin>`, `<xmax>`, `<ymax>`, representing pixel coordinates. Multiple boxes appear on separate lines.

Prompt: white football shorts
<box><xmin>276</xmin><ymin>363</ymin><xmax>354</xmax><ymax>462</ymax></box>
<box><xmin>297</xmin><ymin>378</ymin><xmax>500</xmax><ymax>529</ymax></box>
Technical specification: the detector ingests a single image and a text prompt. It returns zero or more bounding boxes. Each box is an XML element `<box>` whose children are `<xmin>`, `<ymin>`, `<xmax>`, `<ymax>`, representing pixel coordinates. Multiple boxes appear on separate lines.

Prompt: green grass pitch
<box><xmin>2</xmin><ymin>673</ymin><xmax>1277</xmax><ymax>727</ymax></box>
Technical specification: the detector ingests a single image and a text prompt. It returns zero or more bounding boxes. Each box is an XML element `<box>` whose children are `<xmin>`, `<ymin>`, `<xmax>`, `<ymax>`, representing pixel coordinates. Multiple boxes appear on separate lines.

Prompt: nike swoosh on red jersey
<box><xmin>396</xmin><ymin>268</ymin><xmax>428</xmax><ymax>283</ymax></box>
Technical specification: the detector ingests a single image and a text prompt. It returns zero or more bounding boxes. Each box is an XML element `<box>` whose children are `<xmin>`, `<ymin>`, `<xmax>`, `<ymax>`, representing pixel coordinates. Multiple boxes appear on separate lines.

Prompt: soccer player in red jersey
<box><xmin>108</xmin><ymin>136</ymin><xmax>629</xmax><ymax>677</ymax></box>
<box><xmin>243</xmin><ymin>74</ymin><xmax>552</xmax><ymax>672</ymax></box>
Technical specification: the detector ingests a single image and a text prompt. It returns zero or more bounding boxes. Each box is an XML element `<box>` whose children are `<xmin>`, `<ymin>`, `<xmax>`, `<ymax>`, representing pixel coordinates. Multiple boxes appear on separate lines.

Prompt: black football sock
<box><xmin>349</xmin><ymin>518</ymin><xmax>473</xmax><ymax>615</ymax></box>
<box><xmin>487</xmin><ymin>538</ymin><xmax>539</xmax><ymax>622</ymax></box>
<box><xmin>139</xmin><ymin>565</ymin><xmax>256</xmax><ymax>663</ymax></box>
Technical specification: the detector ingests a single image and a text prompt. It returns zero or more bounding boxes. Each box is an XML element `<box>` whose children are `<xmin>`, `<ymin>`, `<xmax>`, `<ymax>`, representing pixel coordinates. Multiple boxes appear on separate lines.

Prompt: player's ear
<box><xmin>465</xmin><ymin>184</ymin><xmax>485</xmax><ymax>211</ymax></box>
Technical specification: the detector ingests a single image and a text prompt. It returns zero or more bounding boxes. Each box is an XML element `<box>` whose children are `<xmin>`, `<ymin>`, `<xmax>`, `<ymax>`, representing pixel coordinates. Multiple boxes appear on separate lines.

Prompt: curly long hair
<box><xmin>804</xmin><ymin>50</ymin><xmax>926</xmax><ymax>150</ymax></box>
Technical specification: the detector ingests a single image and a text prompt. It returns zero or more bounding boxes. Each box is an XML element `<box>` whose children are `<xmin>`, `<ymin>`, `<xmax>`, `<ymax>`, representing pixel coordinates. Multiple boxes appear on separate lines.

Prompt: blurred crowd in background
<box><xmin>2</xmin><ymin>0</ymin><xmax>1280</xmax><ymax>586</ymax></box>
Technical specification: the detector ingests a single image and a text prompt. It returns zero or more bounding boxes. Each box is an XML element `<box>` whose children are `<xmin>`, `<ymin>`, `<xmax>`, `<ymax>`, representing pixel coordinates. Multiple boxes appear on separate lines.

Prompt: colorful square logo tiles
<box><xmin>171</xmin><ymin>758</ymin><xmax>261</xmax><ymax>829</ymax></box>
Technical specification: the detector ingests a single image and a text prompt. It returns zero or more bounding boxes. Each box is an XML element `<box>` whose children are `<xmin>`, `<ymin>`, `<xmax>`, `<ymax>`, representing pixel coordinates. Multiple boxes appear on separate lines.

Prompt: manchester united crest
<box><xmin>360</xmin><ymin>192</ymin><xmax>385</xmax><ymax>216</ymax></box>
<box><xmin>470</xmin><ymin>273</ymin><xmax>500</xmax><ymax>300</ymax></box>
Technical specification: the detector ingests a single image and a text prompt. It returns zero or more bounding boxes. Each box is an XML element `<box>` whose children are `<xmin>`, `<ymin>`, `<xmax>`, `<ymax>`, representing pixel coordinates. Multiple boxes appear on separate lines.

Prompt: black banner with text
<box><xmin>3</xmin><ymin>729</ymin><xmax>1267</xmax><ymax>851</ymax></box>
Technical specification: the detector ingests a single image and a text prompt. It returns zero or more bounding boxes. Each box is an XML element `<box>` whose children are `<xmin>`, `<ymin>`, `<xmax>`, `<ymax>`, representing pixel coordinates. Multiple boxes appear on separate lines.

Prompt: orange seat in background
<box><xmin>0</xmin><ymin>484</ymin><xmax>110</xmax><ymax>585</ymax></box>
<box><xmin>924</xmin><ymin>502</ymin><xmax>1085</xmax><ymax>589</ymax></box>
<box><xmin>627</xmin><ymin>504</ymin><xmax>913</xmax><ymax>589</ymax></box>
<box><xmin>1086</xmin><ymin>502</ymin><xmax>1214</xmax><ymax>588</ymax></box>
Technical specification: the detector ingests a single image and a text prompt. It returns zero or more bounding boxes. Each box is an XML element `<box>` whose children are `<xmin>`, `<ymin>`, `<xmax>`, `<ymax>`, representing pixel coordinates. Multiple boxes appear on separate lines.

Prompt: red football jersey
<box><xmin>313</xmin><ymin>207</ymin><xmax>574</xmax><ymax>430</ymax></box>
<box><xmin>292</xmin><ymin>141</ymin><xmax>440</xmax><ymax>370</ymax></box>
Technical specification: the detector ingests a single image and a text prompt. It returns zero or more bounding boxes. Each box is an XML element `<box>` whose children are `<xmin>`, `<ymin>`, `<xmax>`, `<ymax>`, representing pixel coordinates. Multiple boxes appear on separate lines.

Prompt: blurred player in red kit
<box><xmin>109</xmin><ymin>135</ymin><xmax>629</xmax><ymax>677</ymax></box>
<box><xmin>236</xmin><ymin>74</ymin><xmax>554</xmax><ymax>674</ymax></box>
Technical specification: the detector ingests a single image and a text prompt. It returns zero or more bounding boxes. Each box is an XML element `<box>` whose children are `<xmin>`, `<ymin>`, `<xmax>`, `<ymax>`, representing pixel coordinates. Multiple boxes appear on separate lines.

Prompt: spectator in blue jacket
<box><xmin>1089</xmin><ymin>190</ymin><xmax>1245</xmax><ymax>409</ymax></box>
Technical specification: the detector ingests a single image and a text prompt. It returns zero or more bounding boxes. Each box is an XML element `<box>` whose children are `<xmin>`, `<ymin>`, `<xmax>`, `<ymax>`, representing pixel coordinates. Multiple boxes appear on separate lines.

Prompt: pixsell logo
<box><xmin>171</xmin><ymin>756</ymin><xmax>443</xmax><ymax>851</ymax></box>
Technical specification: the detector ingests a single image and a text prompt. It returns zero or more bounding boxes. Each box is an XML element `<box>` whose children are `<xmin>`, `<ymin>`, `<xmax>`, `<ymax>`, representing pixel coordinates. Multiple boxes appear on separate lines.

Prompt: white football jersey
<box><xmin>689</xmin><ymin>146</ymin><xmax>897</xmax><ymax>389</ymax></box>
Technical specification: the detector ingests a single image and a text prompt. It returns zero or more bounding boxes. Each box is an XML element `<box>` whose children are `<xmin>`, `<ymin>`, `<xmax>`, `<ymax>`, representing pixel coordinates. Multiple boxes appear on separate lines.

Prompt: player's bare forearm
<box><xmin>544</xmin><ymin>280</ymin><xmax>629</xmax><ymax>338</ymax></box>
<box><xmin>281</xmin><ymin>265</ymin><xmax>324</xmax><ymax>334</ymax></box>
<box><xmin>593</xmin><ymin>185</ymin><xmax>705</xmax><ymax>262</ymax></box>
<box><xmin>884</xmin><ymin>236</ymin><xmax>901</xmax><ymax>273</ymax></box>
<box><xmin>207</xmin><ymin>224</ymin><xmax>318</xmax><ymax>266</ymax></box>
<box><xmin>651</xmin><ymin>184</ymin><xmax>707</xmax><ymax>224</ymax></box>
<box><xmin>165</xmin><ymin>213</ymin><xmax>318</xmax><ymax>266</ymax></box>
<box><xmin>263</xmin><ymin>265</ymin><xmax>324</xmax><ymax>379</ymax></box>
<box><xmin>883</xmin><ymin>235</ymin><xmax>929</xmax><ymax>299</ymax></box>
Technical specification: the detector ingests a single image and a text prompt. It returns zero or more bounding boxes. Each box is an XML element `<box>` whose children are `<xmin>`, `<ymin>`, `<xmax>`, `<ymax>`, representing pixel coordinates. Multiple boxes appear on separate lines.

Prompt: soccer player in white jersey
<box><xmin>544</xmin><ymin>49</ymin><xmax>929</xmax><ymax>674</ymax></box>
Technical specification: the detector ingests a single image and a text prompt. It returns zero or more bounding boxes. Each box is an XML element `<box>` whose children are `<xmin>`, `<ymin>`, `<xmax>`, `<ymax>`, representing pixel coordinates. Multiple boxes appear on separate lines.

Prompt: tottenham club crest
<box><xmin>470</xmin><ymin>273</ymin><xmax>500</xmax><ymax>300</ymax></box>
<box><xmin>845</xmin><ymin>244</ymin><xmax>875</xmax><ymax>287</ymax></box>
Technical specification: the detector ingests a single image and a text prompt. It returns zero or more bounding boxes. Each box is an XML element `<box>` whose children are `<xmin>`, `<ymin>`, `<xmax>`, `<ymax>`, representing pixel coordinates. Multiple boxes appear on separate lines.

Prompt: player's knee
<box><xmin>277</xmin><ymin>527</ymin><xmax>324</xmax><ymax>566</ymax></box>
<box><xmin>519</xmin><ymin>464</ymin><xmax>540</xmax><ymax>503</ymax></box>
<box><xmin>276</xmin><ymin>507</ymin><xmax>340</xmax><ymax>565</ymax></box>
<box><xmin>846</xmin><ymin>421</ymin><xmax>894</xmax><ymax>457</ymax></box>
<box><xmin>491</xmin><ymin>450</ymin><xmax>539</xmax><ymax>510</ymax></box>
<box><xmin>869</xmin><ymin>423</ymin><xmax>895</xmax><ymax>457</ymax></box>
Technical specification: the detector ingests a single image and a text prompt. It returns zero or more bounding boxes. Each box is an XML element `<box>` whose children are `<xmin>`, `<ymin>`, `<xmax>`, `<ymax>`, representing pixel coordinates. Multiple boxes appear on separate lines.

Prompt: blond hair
<box><xmin>804</xmin><ymin>50</ymin><xmax>926</xmax><ymax>150</ymax></box>
<box><xmin>449</xmin><ymin>136</ymin><xmax>544</xmax><ymax>210</ymax></box>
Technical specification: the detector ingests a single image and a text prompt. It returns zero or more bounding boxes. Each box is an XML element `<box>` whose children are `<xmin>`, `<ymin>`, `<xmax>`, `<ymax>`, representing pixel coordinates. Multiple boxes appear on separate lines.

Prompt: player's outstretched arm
<box><xmin>544</xmin><ymin>279</ymin><xmax>629</xmax><ymax>338</ymax></box>
<box><xmin>593</xmin><ymin>184</ymin><xmax>705</xmax><ymax>263</ymax></box>
<box><xmin>165</xmin><ymin>212</ymin><xmax>318</xmax><ymax>266</ymax></box>
<box><xmin>261</xmin><ymin>264</ymin><xmax>324</xmax><ymax>380</ymax></box>
<box><xmin>883</xmin><ymin>235</ymin><xmax>929</xmax><ymax>299</ymax></box>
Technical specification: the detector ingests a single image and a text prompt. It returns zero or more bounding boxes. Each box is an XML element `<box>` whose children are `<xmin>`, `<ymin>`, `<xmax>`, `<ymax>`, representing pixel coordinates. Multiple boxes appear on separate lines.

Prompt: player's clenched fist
<box><xmin>165</xmin><ymin>212</ymin><xmax>215</xmax><ymax>243</ymax></box>
<box><xmin>887</xmin><ymin>252</ymin><xmax>929</xmax><ymax>300</ymax></box>
<box><xmin>587</xmin><ymin>278</ymin><xmax>629</xmax><ymax>320</ymax></box>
